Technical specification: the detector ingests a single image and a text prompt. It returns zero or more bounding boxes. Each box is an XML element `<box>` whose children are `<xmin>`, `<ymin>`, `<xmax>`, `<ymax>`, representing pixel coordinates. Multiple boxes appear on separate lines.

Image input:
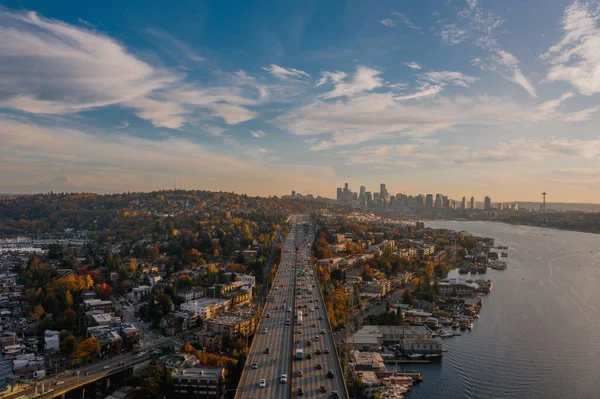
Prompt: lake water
<box><xmin>402</xmin><ymin>221</ymin><xmax>600</xmax><ymax>399</ymax></box>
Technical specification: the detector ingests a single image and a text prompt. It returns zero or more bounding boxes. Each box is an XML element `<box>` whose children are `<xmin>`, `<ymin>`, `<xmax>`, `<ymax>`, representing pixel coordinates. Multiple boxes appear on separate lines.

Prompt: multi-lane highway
<box><xmin>237</xmin><ymin>215</ymin><xmax>346</xmax><ymax>399</ymax></box>
<box><xmin>237</xmin><ymin>216</ymin><xmax>305</xmax><ymax>399</ymax></box>
<box><xmin>291</xmin><ymin>224</ymin><xmax>347</xmax><ymax>399</ymax></box>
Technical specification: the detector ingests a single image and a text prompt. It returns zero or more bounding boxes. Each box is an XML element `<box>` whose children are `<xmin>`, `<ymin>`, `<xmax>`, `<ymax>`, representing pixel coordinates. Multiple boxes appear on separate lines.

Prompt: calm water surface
<box><xmin>403</xmin><ymin>221</ymin><xmax>600</xmax><ymax>399</ymax></box>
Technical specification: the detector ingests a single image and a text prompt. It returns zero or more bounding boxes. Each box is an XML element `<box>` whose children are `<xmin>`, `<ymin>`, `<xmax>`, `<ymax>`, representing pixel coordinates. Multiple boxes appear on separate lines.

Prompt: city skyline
<box><xmin>332</xmin><ymin>181</ymin><xmax>522</xmax><ymax>209</ymax></box>
<box><xmin>2</xmin><ymin>0</ymin><xmax>600</xmax><ymax>202</ymax></box>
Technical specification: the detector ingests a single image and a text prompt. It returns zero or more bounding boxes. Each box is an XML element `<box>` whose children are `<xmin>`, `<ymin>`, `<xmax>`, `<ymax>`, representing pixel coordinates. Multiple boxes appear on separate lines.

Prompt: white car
<box><xmin>280</xmin><ymin>373</ymin><xmax>288</xmax><ymax>383</ymax></box>
<box><xmin>259</xmin><ymin>378</ymin><xmax>267</xmax><ymax>388</ymax></box>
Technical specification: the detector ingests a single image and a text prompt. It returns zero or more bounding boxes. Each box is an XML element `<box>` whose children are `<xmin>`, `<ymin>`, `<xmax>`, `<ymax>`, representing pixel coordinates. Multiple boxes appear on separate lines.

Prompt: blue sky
<box><xmin>1</xmin><ymin>0</ymin><xmax>600</xmax><ymax>202</ymax></box>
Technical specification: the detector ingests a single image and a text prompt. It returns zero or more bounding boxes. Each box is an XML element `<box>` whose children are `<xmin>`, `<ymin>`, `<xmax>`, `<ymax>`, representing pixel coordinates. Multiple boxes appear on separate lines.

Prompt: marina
<box><xmin>406</xmin><ymin>220</ymin><xmax>600</xmax><ymax>399</ymax></box>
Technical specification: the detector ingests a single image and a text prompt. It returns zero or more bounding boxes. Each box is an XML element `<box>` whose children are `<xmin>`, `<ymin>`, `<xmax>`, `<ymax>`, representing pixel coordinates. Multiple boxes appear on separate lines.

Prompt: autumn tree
<box><xmin>74</xmin><ymin>338</ymin><xmax>100</xmax><ymax>364</ymax></box>
<box><xmin>207</xmin><ymin>264</ymin><xmax>219</xmax><ymax>285</ymax></box>
<box><xmin>31</xmin><ymin>304</ymin><xmax>45</xmax><ymax>321</ymax></box>
<box><xmin>65</xmin><ymin>290</ymin><xmax>74</xmax><ymax>308</ymax></box>
<box><xmin>128</xmin><ymin>258</ymin><xmax>138</xmax><ymax>275</ymax></box>
<box><xmin>182</xmin><ymin>342</ymin><xmax>194</xmax><ymax>354</ymax></box>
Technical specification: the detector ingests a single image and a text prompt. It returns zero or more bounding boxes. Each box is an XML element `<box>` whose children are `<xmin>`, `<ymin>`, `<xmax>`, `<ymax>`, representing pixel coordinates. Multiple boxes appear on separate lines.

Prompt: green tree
<box><xmin>60</xmin><ymin>333</ymin><xmax>77</xmax><ymax>355</ymax></box>
<box><xmin>139</xmin><ymin>361</ymin><xmax>169</xmax><ymax>399</ymax></box>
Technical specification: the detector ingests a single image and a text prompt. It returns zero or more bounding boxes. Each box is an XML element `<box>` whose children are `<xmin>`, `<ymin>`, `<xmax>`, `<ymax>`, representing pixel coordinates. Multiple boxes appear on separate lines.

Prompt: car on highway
<box><xmin>266</xmin><ymin>313</ymin><xmax>271</xmax><ymax>318</ymax></box>
<box><xmin>85</xmin><ymin>371</ymin><xmax>90</xmax><ymax>375</ymax></box>
<box><xmin>315</xmin><ymin>349</ymin><xmax>322</xmax><ymax>354</ymax></box>
<box><xmin>311</xmin><ymin>323</ymin><xmax>316</xmax><ymax>327</ymax></box>
<box><xmin>251</xmin><ymin>362</ymin><xmax>258</xmax><ymax>369</ymax></box>
<box><xmin>324</xmin><ymin>348</ymin><xmax>330</xmax><ymax>354</ymax></box>
<box><xmin>119</xmin><ymin>361</ymin><xmax>126</xmax><ymax>365</ymax></box>
<box><xmin>265</xmin><ymin>347</ymin><xmax>270</xmax><ymax>354</ymax></box>
<box><xmin>306</xmin><ymin>353</ymin><xmax>312</xmax><ymax>359</ymax></box>
<box><xmin>320</xmin><ymin>385</ymin><xmax>328</xmax><ymax>393</ymax></box>
<box><xmin>103</xmin><ymin>365</ymin><xmax>110</xmax><ymax>369</ymax></box>
<box><xmin>331</xmin><ymin>390</ymin><xmax>339</xmax><ymax>398</ymax></box>
<box><xmin>327</xmin><ymin>369</ymin><xmax>334</xmax><ymax>378</ymax></box>
<box><xmin>319</xmin><ymin>316</ymin><xmax>324</xmax><ymax>320</ymax></box>
<box><xmin>296</xmin><ymin>369</ymin><xmax>303</xmax><ymax>377</ymax></box>
<box><xmin>55</xmin><ymin>381</ymin><xmax>64</xmax><ymax>386</ymax></box>
<box><xmin>297</xmin><ymin>387</ymin><xmax>304</xmax><ymax>396</ymax></box>
<box><xmin>316</xmin><ymin>363</ymin><xmax>323</xmax><ymax>369</ymax></box>
<box><xmin>280</xmin><ymin>373</ymin><xmax>288</xmax><ymax>383</ymax></box>
<box><xmin>286</xmin><ymin>319</ymin><xmax>291</xmax><ymax>325</ymax></box>
<box><xmin>261</xmin><ymin>327</ymin><xmax>268</xmax><ymax>334</ymax></box>
<box><xmin>321</xmin><ymin>329</ymin><xmax>326</xmax><ymax>334</ymax></box>
<box><xmin>259</xmin><ymin>378</ymin><xmax>266</xmax><ymax>388</ymax></box>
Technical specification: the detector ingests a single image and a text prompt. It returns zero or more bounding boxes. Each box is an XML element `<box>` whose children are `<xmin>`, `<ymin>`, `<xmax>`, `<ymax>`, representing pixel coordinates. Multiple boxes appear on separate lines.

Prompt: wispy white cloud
<box><xmin>145</xmin><ymin>28</ymin><xmax>205</xmax><ymax>63</ymax></box>
<box><xmin>115</xmin><ymin>121</ymin><xmax>130</xmax><ymax>129</ymax></box>
<box><xmin>261</xmin><ymin>64</ymin><xmax>310</xmax><ymax>80</ymax></box>
<box><xmin>316</xmin><ymin>71</ymin><xmax>347</xmax><ymax>87</ymax></box>
<box><xmin>532</xmin><ymin>92</ymin><xmax>574</xmax><ymax>121</ymax></box>
<box><xmin>338</xmin><ymin>137</ymin><xmax>600</xmax><ymax>167</ymax></box>
<box><xmin>251</xmin><ymin>130</ymin><xmax>266</xmax><ymax>138</ymax></box>
<box><xmin>392</xmin><ymin>12</ymin><xmax>423</xmax><ymax>32</ymax></box>
<box><xmin>562</xmin><ymin>105</ymin><xmax>600</xmax><ymax>122</ymax></box>
<box><xmin>203</xmin><ymin>125</ymin><xmax>226</xmax><ymax>136</ymax></box>
<box><xmin>279</xmin><ymin>92</ymin><xmax>535</xmax><ymax>149</ymax></box>
<box><xmin>440</xmin><ymin>24</ymin><xmax>469</xmax><ymax>45</ymax></box>
<box><xmin>404</xmin><ymin>62</ymin><xmax>422</xmax><ymax>70</ymax></box>
<box><xmin>440</xmin><ymin>1</ymin><xmax>536</xmax><ymax>97</ymax></box>
<box><xmin>319</xmin><ymin>66</ymin><xmax>384</xmax><ymax>99</ymax></box>
<box><xmin>380</xmin><ymin>12</ymin><xmax>423</xmax><ymax>32</ymax></box>
<box><xmin>541</xmin><ymin>0</ymin><xmax>600</xmax><ymax>96</ymax></box>
<box><xmin>257</xmin><ymin>148</ymin><xmax>269</xmax><ymax>153</ymax></box>
<box><xmin>418</xmin><ymin>70</ymin><xmax>478</xmax><ymax>87</ymax></box>
<box><xmin>0</xmin><ymin>10</ymin><xmax>262</xmax><ymax>129</ymax></box>
<box><xmin>394</xmin><ymin>85</ymin><xmax>444</xmax><ymax>101</ymax></box>
<box><xmin>380</xmin><ymin>19</ymin><xmax>396</xmax><ymax>28</ymax></box>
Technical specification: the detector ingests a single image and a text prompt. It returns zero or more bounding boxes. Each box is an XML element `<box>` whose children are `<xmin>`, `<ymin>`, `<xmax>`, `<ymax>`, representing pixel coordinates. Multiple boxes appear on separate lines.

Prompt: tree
<box><xmin>207</xmin><ymin>264</ymin><xmax>219</xmax><ymax>285</ymax></box>
<box><xmin>182</xmin><ymin>342</ymin><xmax>194</xmax><ymax>354</ymax></box>
<box><xmin>31</xmin><ymin>304</ymin><xmax>45</xmax><ymax>321</ymax></box>
<box><xmin>383</xmin><ymin>243</ymin><xmax>393</xmax><ymax>258</ymax></box>
<box><xmin>128</xmin><ymin>258</ymin><xmax>138</xmax><ymax>275</ymax></box>
<box><xmin>74</xmin><ymin>338</ymin><xmax>100</xmax><ymax>364</ymax></box>
<box><xmin>156</xmin><ymin>292</ymin><xmax>173</xmax><ymax>315</ymax></box>
<box><xmin>402</xmin><ymin>289</ymin><xmax>414</xmax><ymax>305</ymax></box>
<box><xmin>65</xmin><ymin>290</ymin><xmax>74</xmax><ymax>308</ymax></box>
<box><xmin>62</xmin><ymin>308</ymin><xmax>78</xmax><ymax>326</ymax></box>
<box><xmin>147</xmin><ymin>246</ymin><xmax>159</xmax><ymax>262</ymax></box>
<box><xmin>139</xmin><ymin>361</ymin><xmax>166</xmax><ymax>399</ymax></box>
<box><xmin>60</xmin><ymin>333</ymin><xmax>77</xmax><ymax>355</ymax></box>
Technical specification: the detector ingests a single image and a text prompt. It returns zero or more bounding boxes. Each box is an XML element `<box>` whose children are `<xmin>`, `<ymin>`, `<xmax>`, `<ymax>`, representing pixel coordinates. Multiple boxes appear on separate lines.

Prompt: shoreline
<box><xmin>427</xmin><ymin>218</ymin><xmax>600</xmax><ymax>236</ymax></box>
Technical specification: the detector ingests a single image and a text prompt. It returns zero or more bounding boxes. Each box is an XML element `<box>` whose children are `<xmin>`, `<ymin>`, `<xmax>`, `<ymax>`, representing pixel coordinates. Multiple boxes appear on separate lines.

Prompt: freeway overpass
<box><xmin>236</xmin><ymin>215</ymin><xmax>348</xmax><ymax>399</ymax></box>
<box><xmin>1</xmin><ymin>340</ymin><xmax>170</xmax><ymax>399</ymax></box>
